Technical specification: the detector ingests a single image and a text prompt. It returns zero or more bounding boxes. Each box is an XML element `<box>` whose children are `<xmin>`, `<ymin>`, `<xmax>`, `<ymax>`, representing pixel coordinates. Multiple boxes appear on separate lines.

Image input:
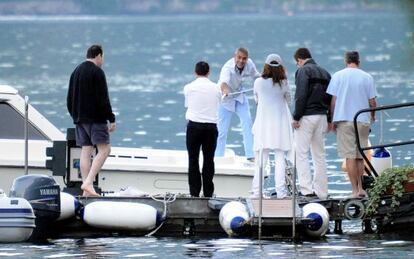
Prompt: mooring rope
<box><xmin>146</xmin><ymin>192</ymin><xmax>177</xmax><ymax>236</ymax></box>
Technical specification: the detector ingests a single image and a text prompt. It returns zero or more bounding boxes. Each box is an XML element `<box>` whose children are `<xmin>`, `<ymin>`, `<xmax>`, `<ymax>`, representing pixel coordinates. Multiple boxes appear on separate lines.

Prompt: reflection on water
<box><xmin>1</xmin><ymin>229</ymin><xmax>414</xmax><ymax>258</ymax></box>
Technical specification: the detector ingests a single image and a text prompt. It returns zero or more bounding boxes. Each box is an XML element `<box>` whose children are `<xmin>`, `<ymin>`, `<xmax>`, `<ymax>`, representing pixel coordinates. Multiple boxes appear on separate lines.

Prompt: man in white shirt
<box><xmin>184</xmin><ymin>61</ymin><xmax>221</xmax><ymax>197</ymax></box>
<box><xmin>327</xmin><ymin>51</ymin><xmax>377</xmax><ymax>198</ymax></box>
<box><xmin>215</xmin><ymin>47</ymin><xmax>260</xmax><ymax>161</ymax></box>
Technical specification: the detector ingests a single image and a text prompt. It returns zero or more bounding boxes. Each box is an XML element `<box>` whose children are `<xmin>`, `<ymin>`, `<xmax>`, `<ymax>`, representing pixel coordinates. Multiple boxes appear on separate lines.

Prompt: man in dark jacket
<box><xmin>292</xmin><ymin>48</ymin><xmax>331</xmax><ymax>200</ymax></box>
<box><xmin>67</xmin><ymin>44</ymin><xmax>116</xmax><ymax>197</ymax></box>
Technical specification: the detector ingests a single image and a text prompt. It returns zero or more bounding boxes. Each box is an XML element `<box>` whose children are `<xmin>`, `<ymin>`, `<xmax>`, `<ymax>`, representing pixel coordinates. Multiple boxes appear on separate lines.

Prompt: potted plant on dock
<box><xmin>366</xmin><ymin>165</ymin><xmax>414</xmax><ymax>217</ymax></box>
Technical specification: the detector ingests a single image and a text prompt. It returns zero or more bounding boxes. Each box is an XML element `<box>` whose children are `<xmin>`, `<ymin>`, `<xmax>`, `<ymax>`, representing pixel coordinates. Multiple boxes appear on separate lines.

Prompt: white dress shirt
<box><xmin>184</xmin><ymin>77</ymin><xmax>221</xmax><ymax>123</ymax></box>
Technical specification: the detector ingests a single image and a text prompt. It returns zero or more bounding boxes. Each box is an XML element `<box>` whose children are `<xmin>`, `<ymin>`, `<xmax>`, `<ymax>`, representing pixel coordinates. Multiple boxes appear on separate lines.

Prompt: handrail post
<box><xmin>292</xmin><ymin>150</ymin><xmax>296</xmax><ymax>241</ymax></box>
<box><xmin>258</xmin><ymin>149</ymin><xmax>263</xmax><ymax>240</ymax></box>
<box><xmin>24</xmin><ymin>96</ymin><xmax>29</xmax><ymax>175</ymax></box>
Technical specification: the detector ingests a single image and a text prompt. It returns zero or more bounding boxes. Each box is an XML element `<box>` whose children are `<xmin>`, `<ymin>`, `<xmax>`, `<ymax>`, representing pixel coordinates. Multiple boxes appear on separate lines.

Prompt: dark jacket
<box><xmin>293</xmin><ymin>59</ymin><xmax>332</xmax><ymax>122</ymax></box>
<box><xmin>67</xmin><ymin>61</ymin><xmax>115</xmax><ymax>124</ymax></box>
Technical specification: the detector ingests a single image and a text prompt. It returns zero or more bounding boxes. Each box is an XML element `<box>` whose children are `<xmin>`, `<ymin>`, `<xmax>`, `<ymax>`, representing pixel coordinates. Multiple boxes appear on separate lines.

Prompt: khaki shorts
<box><xmin>337</xmin><ymin>122</ymin><xmax>370</xmax><ymax>159</ymax></box>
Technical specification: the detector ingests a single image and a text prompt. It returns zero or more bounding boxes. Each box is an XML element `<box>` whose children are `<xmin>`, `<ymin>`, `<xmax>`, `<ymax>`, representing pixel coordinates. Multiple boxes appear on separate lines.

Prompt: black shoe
<box><xmin>305</xmin><ymin>193</ymin><xmax>318</xmax><ymax>198</ymax></box>
<box><xmin>299</xmin><ymin>192</ymin><xmax>318</xmax><ymax>198</ymax></box>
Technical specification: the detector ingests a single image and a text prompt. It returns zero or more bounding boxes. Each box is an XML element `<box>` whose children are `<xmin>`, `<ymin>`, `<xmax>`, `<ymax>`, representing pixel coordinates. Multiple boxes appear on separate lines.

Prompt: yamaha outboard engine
<box><xmin>9</xmin><ymin>174</ymin><xmax>61</xmax><ymax>240</ymax></box>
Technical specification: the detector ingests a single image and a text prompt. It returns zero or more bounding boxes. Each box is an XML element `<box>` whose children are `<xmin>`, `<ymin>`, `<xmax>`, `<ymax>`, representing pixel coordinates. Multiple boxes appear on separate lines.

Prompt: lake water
<box><xmin>0</xmin><ymin>12</ymin><xmax>414</xmax><ymax>257</ymax></box>
<box><xmin>1</xmin><ymin>231</ymin><xmax>414</xmax><ymax>258</ymax></box>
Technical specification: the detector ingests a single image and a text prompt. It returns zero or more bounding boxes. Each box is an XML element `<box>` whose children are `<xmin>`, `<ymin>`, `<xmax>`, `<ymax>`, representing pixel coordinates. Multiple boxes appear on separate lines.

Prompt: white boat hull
<box><xmin>0</xmin><ymin>164</ymin><xmax>253</xmax><ymax>198</ymax></box>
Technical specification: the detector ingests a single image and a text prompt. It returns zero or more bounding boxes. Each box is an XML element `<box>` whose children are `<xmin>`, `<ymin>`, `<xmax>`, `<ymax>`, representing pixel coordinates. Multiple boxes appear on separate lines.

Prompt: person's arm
<box><xmin>250</xmin><ymin>60</ymin><xmax>261</xmax><ymax>79</ymax></box>
<box><xmin>96</xmin><ymin>69</ymin><xmax>116</xmax><ymax>131</ymax></box>
<box><xmin>66</xmin><ymin>73</ymin><xmax>74</xmax><ymax>118</ymax></box>
<box><xmin>221</xmin><ymin>82</ymin><xmax>229</xmax><ymax>96</ymax></box>
<box><xmin>183</xmin><ymin>85</ymin><xmax>189</xmax><ymax>108</ymax></box>
<box><xmin>368</xmin><ymin>76</ymin><xmax>377</xmax><ymax>123</ymax></box>
<box><xmin>325</xmin><ymin>72</ymin><xmax>333</xmax><ymax>123</ymax></box>
<box><xmin>108</xmin><ymin>122</ymin><xmax>116</xmax><ymax>132</ymax></box>
<box><xmin>253</xmin><ymin>78</ymin><xmax>259</xmax><ymax>104</ymax></box>
<box><xmin>369</xmin><ymin>98</ymin><xmax>377</xmax><ymax>122</ymax></box>
<box><xmin>292</xmin><ymin>68</ymin><xmax>309</xmax><ymax>128</ymax></box>
<box><xmin>329</xmin><ymin>95</ymin><xmax>337</xmax><ymax>132</ymax></box>
<box><xmin>326</xmin><ymin>73</ymin><xmax>338</xmax><ymax>131</ymax></box>
<box><xmin>284</xmin><ymin>80</ymin><xmax>292</xmax><ymax>106</ymax></box>
<box><xmin>326</xmin><ymin>93</ymin><xmax>333</xmax><ymax>123</ymax></box>
<box><xmin>218</xmin><ymin>64</ymin><xmax>231</xmax><ymax>96</ymax></box>
<box><xmin>219</xmin><ymin>65</ymin><xmax>232</xmax><ymax>96</ymax></box>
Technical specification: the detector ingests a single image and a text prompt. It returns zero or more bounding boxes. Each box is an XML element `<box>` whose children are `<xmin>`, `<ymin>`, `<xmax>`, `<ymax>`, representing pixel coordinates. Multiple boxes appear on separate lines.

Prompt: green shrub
<box><xmin>366</xmin><ymin>165</ymin><xmax>414</xmax><ymax>217</ymax></box>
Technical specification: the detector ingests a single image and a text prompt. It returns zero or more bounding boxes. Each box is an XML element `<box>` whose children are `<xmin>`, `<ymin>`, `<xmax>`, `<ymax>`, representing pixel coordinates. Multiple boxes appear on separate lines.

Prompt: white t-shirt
<box><xmin>184</xmin><ymin>77</ymin><xmax>221</xmax><ymax>123</ymax></box>
<box><xmin>327</xmin><ymin>67</ymin><xmax>377</xmax><ymax>123</ymax></box>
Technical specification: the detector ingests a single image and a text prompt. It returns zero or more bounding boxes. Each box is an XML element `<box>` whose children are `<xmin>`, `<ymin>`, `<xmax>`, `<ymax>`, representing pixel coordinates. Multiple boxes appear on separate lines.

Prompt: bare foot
<box><xmin>81</xmin><ymin>190</ymin><xmax>99</xmax><ymax>197</ymax></box>
<box><xmin>357</xmin><ymin>190</ymin><xmax>367</xmax><ymax>198</ymax></box>
<box><xmin>81</xmin><ymin>183</ymin><xmax>100</xmax><ymax>197</ymax></box>
<box><xmin>350</xmin><ymin>191</ymin><xmax>359</xmax><ymax>199</ymax></box>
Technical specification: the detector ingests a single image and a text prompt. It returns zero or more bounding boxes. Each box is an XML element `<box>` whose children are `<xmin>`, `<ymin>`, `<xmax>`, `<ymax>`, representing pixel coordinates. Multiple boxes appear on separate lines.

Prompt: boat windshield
<box><xmin>0</xmin><ymin>102</ymin><xmax>47</xmax><ymax>140</ymax></box>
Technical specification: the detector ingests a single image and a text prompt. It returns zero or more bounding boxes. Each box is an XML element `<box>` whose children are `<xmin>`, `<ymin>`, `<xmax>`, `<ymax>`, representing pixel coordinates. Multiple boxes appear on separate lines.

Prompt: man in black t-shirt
<box><xmin>67</xmin><ymin>44</ymin><xmax>116</xmax><ymax>197</ymax></box>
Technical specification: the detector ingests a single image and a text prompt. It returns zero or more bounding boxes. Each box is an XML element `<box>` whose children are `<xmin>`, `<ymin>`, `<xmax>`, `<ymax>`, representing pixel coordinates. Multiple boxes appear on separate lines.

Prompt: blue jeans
<box><xmin>215</xmin><ymin>101</ymin><xmax>254</xmax><ymax>158</ymax></box>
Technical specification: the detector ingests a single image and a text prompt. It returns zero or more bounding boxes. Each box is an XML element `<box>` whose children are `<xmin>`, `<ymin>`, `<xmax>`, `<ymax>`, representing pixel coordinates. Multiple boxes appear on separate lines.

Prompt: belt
<box><xmin>188</xmin><ymin>120</ymin><xmax>217</xmax><ymax>127</ymax></box>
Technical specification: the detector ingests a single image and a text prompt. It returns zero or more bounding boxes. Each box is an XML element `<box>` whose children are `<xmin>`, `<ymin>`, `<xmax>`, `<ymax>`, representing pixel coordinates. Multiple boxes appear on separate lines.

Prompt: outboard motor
<box><xmin>9</xmin><ymin>174</ymin><xmax>61</xmax><ymax>240</ymax></box>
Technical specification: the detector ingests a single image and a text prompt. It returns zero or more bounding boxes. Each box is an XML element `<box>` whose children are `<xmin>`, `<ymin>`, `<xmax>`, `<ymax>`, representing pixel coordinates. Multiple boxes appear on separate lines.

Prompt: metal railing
<box><xmin>354</xmin><ymin>101</ymin><xmax>414</xmax><ymax>177</ymax></box>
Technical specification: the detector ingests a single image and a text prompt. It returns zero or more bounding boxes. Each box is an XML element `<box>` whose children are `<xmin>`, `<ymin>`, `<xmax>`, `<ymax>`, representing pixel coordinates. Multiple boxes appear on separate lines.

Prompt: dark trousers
<box><xmin>186</xmin><ymin>120</ymin><xmax>218</xmax><ymax>197</ymax></box>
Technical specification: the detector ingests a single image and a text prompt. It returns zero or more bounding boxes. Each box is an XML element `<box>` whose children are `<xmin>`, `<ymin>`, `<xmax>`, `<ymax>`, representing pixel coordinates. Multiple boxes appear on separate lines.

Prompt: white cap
<box><xmin>265</xmin><ymin>54</ymin><xmax>283</xmax><ymax>67</ymax></box>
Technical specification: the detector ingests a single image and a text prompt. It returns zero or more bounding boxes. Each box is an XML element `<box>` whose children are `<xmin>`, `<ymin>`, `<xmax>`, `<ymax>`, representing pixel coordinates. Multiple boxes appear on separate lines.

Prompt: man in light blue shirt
<box><xmin>215</xmin><ymin>47</ymin><xmax>260</xmax><ymax>160</ymax></box>
<box><xmin>327</xmin><ymin>51</ymin><xmax>377</xmax><ymax>198</ymax></box>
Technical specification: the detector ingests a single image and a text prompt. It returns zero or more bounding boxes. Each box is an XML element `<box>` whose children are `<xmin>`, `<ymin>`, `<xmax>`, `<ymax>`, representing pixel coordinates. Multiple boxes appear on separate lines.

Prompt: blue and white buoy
<box><xmin>302</xmin><ymin>203</ymin><xmax>329</xmax><ymax>238</ymax></box>
<box><xmin>219</xmin><ymin>201</ymin><xmax>249</xmax><ymax>236</ymax></box>
<box><xmin>371</xmin><ymin>147</ymin><xmax>392</xmax><ymax>175</ymax></box>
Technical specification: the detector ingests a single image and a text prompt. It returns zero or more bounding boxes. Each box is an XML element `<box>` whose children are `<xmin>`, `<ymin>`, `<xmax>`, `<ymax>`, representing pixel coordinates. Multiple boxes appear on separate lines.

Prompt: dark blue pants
<box><xmin>186</xmin><ymin>121</ymin><xmax>218</xmax><ymax>197</ymax></box>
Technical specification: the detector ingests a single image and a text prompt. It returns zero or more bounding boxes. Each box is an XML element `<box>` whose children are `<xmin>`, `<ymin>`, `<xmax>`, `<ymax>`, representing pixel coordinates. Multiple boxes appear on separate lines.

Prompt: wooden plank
<box><xmin>250</xmin><ymin>198</ymin><xmax>293</xmax><ymax>218</ymax></box>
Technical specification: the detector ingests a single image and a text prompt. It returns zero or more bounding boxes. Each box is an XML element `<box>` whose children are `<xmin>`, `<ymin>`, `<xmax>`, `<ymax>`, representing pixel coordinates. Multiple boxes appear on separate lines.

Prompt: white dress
<box><xmin>252</xmin><ymin>78</ymin><xmax>293</xmax><ymax>152</ymax></box>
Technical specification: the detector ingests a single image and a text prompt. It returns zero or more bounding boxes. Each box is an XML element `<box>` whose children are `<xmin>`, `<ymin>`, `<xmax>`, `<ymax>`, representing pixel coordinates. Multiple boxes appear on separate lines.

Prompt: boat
<box><xmin>0</xmin><ymin>84</ymin><xmax>254</xmax><ymax>197</ymax></box>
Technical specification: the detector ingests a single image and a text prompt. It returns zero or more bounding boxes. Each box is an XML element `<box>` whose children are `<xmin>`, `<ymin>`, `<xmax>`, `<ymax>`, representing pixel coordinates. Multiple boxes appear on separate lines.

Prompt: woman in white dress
<box><xmin>251</xmin><ymin>54</ymin><xmax>293</xmax><ymax>198</ymax></box>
